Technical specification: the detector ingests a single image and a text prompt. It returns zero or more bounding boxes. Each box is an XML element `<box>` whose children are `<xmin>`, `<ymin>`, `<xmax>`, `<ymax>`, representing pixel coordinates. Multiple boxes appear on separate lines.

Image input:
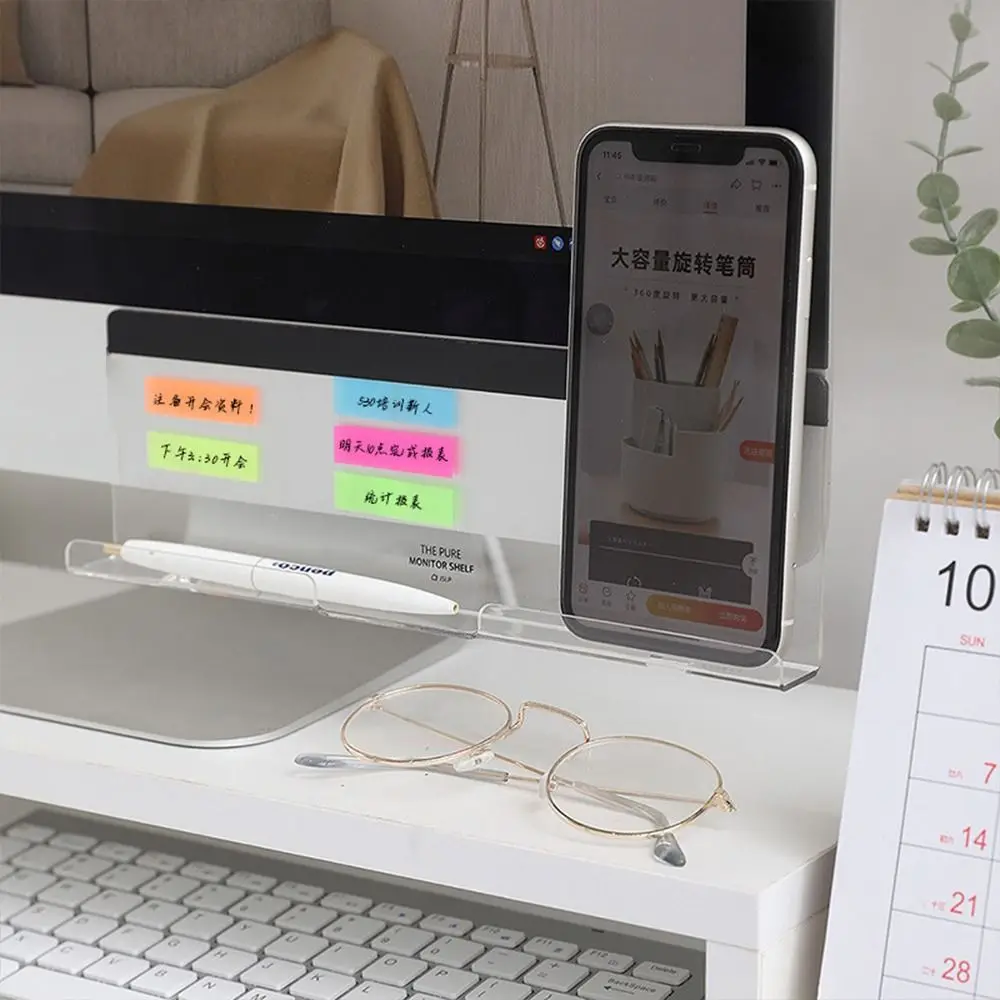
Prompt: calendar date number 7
<box><xmin>939</xmin><ymin>560</ymin><xmax>996</xmax><ymax>611</ymax></box>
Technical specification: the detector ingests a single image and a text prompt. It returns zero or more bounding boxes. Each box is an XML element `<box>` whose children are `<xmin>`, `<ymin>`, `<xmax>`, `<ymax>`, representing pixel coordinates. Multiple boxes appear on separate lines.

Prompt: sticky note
<box><xmin>334</xmin><ymin>378</ymin><xmax>457</xmax><ymax>429</ymax></box>
<box><xmin>147</xmin><ymin>431</ymin><xmax>260</xmax><ymax>482</ymax></box>
<box><xmin>335</xmin><ymin>471</ymin><xmax>457</xmax><ymax>527</ymax></box>
<box><xmin>335</xmin><ymin>425</ymin><xmax>459</xmax><ymax>479</ymax></box>
<box><xmin>146</xmin><ymin>377</ymin><xmax>260</xmax><ymax>425</ymax></box>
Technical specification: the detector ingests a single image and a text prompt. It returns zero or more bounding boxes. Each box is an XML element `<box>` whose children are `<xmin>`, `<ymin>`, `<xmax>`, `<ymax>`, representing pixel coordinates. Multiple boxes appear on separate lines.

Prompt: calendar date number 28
<box><xmin>939</xmin><ymin>561</ymin><xmax>996</xmax><ymax>612</ymax></box>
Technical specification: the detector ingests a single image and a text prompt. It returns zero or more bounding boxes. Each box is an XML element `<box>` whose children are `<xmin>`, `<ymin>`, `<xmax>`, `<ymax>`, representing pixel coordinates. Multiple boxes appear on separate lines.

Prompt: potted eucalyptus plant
<box><xmin>908</xmin><ymin>0</ymin><xmax>999</xmax><ymax>438</ymax></box>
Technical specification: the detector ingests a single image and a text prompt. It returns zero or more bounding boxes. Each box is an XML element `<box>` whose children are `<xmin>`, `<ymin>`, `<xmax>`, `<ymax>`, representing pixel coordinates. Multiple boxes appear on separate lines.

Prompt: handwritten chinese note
<box><xmin>147</xmin><ymin>431</ymin><xmax>259</xmax><ymax>482</ymax></box>
<box><xmin>335</xmin><ymin>471</ymin><xmax>456</xmax><ymax>527</ymax></box>
<box><xmin>334</xmin><ymin>425</ymin><xmax>459</xmax><ymax>479</ymax></box>
<box><xmin>334</xmin><ymin>378</ymin><xmax>457</xmax><ymax>430</ymax></box>
<box><xmin>146</xmin><ymin>377</ymin><xmax>260</xmax><ymax>425</ymax></box>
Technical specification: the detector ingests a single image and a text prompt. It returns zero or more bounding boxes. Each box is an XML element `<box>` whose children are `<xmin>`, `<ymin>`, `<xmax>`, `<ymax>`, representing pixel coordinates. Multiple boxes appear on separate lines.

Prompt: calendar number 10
<box><xmin>939</xmin><ymin>561</ymin><xmax>996</xmax><ymax>611</ymax></box>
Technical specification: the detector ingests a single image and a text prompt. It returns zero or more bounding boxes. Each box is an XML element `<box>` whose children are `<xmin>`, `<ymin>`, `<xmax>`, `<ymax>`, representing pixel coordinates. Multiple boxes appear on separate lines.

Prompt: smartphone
<box><xmin>561</xmin><ymin>125</ymin><xmax>817</xmax><ymax>663</ymax></box>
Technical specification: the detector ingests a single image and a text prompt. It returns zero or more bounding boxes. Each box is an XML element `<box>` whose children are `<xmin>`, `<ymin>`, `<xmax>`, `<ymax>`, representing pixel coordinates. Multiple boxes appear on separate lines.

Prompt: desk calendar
<box><xmin>821</xmin><ymin>467</ymin><xmax>1000</xmax><ymax>1000</ymax></box>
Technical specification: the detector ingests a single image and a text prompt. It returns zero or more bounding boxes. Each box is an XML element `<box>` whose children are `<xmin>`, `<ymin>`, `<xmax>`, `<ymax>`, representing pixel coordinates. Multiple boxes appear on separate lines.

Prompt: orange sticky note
<box><xmin>145</xmin><ymin>377</ymin><xmax>259</xmax><ymax>425</ymax></box>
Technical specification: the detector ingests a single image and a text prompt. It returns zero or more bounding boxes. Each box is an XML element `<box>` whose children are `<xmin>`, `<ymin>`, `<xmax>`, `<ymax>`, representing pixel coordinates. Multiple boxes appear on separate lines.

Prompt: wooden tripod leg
<box><xmin>477</xmin><ymin>0</ymin><xmax>491</xmax><ymax>221</ymax></box>
<box><xmin>433</xmin><ymin>0</ymin><xmax>465</xmax><ymax>187</ymax></box>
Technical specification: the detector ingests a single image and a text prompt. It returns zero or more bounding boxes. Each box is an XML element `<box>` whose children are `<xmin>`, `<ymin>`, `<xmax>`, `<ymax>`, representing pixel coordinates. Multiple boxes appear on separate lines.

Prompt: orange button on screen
<box><xmin>646</xmin><ymin>594</ymin><xmax>763</xmax><ymax>632</ymax></box>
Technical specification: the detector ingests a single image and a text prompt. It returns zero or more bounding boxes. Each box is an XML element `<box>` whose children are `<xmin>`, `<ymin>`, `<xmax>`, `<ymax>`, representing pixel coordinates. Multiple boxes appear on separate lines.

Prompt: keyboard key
<box><xmin>0</xmin><ymin>929</ymin><xmax>58</xmax><ymax>963</ymax></box>
<box><xmin>10</xmin><ymin>902</ymin><xmax>73</xmax><ymax>934</ymax></box>
<box><xmin>0</xmin><ymin>923</ymin><xmax>14</xmax><ymax>941</ymax></box>
<box><xmin>465</xmin><ymin>978</ymin><xmax>532</xmax><ymax>1000</ymax></box>
<box><xmin>275</xmin><ymin>881</ymin><xmax>325</xmax><ymax>904</ymax></box>
<box><xmin>266</xmin><ymin>931</ymin><xmax>329</xmax><ymax>963</ymax></box>
<box><xmin>135</xmin><ymin>852</ymin><xmax>186</xmax><ymax>874</ymax></box>
<box><xmin>84</xmin><ymin>952</ymin><xmax>150</xmax><ymax>986</ymax></box>
<box><xmin>419</xmin><ymin>936</ymin><xmax>484</xmax><ymax>970</ymax></box>
<box><xmin>577</xmin><ymin>972</ymin><xmax>672</xmax><ymax>1000</ymax></box>
<box><xmin>38</xmin><ymin>878</ymin><xmax>101</xmax><ymax>908</ymax></box>
<box><xmin>36</xmin><ymin>940</ymin><xmax>104</xmax><ymax>974</ymax></box>
<box><xmin>369</xmin><ymin>903</ymin><xmax>422</xmax><ymax>926</ymax></box>
<box><xmin>48</xmin><ymin>834</ymin><xmax>98</xmax><ymax>853</ymax></box>
<box><xmin>0</xmin><ymin>893</ymin><xmax>30</xmax><ymax>919</ymax></box>
<box><xmin>82</xmin><ymin>891</ymin><xmax>144</xmax><ymax>919</ymax></box>
<box><xmin>524</xmin><ymin>938</ymin><xmax>579</xmax><ymax>962</ymax></box>
<box><xmin>98</xmin><ymin>923</ymin><xmax>163</xmax><ymax>957</ymax></box>
<box><xmin>92</xmin><ymin>843</ymin><xmax>141</xmax><ymax>864</ymax></box>
<box><xmin>244</xmin><ymin>991</ymin><xmax>294</xmax><ymax>1000</ymax></box>
<box><xmin>321</xmin><ymin>892</ymin><xmax>372</xmax><ymax>914</ymax></box>
<box><xmin>528</xmin><ymin>991</ymin><xmax>571</xmax><ymax>1000</ymax></box>
<box><xmin>5</xmin><ymin>825</ymin><xmax>54</xmax><ymax>845</ymax></box>
<box><xmin>227</xmin><ymin>871</ymin><xmax>277</xmax><ymax>894</ymax></box>
<box><xmin>142</xmin><ymin>875</ymin><xmax>203</xmax><ymax>903</ymax></box>
<box><xmin>412</xmin><ymin>965</ymin><xmax>479</xmax><ymax>999</ymax></box>
<box><xmin>130</xmin><ymin>962</ymin><xmax>198</xmax><ymax>996</ymax></box>
<box><xmin>229</xmin><ymin>893</ymin><xmax>292</xmax><ymax>924</ymax></box>
<box><xmin>364</xmin><ymin>953</ymin><xmax>429</xmax><ymax>986</ymax></box>
<box><xmin>97</xmin><ymin>864</ymin><xmax>157</xmax><ymax>892</ymax></box>
<box><xmin>420</xmin><ymin>915</ymin><xmax>474</xmax><ymax>937</ymax></box>
<box><xmin>324</xmin><ymin>914</ymin><xmax>386</xmax><ymax>946</ymax></box>
<box><xmin>523</xmin><ymin>961</ymin><xmax>589</xmax><ymax>993</ymax></box>
<box><xmin>341</xmin><ymin>983</ymin><xmax>407</xmax><ymax>1000</ymax></box>
<box><xmin>469</xmin><ymin>927</ymin><xmax>525</xmax><ymax>950</ymax></box>
<box><xmin>170</xmin><ymin>909</ymin><xmax>234</xmax><ymax>942</ymax></box>
<box><xmin>127</xmin><ymin>900</ymin><xmax>190</xmax><ymax>932</ymax></box>
<box><xmin>277</xmin><ymin>903</ymin><xmax>337</xmax><ymax>935</ymax></box>
<box><xmin>10</xmin><ymin>846</ymin><xmax>71</xmax><ymax>872</ymax></box>
<box><xmin>52</xmin><ymin>854</ymin><xmax>114</xmax><ymax>882</ymax></box>
<box><xmin>289</xmin><ymin>968</ymin><xmax>356</xmax><ymax>999</ymax></box>
<box><xmin>216</xmin><ymin>919</ymin><xmax>281</xmax><ymax>952</ymax></box>
<box><xmin>0</xmin><ymin>864</ymin><xmax>11</xmax><ymax>881</ymax></box>
<box><xmin>371</xmin><ymin>925</ymin><xmax>435</xmax><ymax>957</ymax></box>
<box><xmin>578</xmin><ymin>950</ymin><xmax>633</xmax><ymax>973</ymax></box>
<box><xmin>180</xmin><ymin>863</ymin><xmax>230</xmax><ymax>884</ymax></box>
<box><xmin>0</xmin><ymin>839</ymin><xmax>30</xmax><ymax>863</ymax></box>
<box><xmin>314</xmin><ymin>941</ymin><xmax>378</xmax><ymax>975</ymax></box>
<box><xmin>0</xmin><ymin>957</ymin><xmax>17</xmax><ymax>980</ymax></box>
<box><xmin>179</xmin><ymin>978</ymin><xmax>247</xmax><ymax>999</ymax></box>
<box><xmin>146</xmin><ymin>934</ymin><xmax>211</xmax><ymax>969</ymax></box>
<box><xmin>242</xmin><ymin>956</ymin><xmax>308</xmax><ymax>990</ymax></box>
<box><xmin>0</xmin><ymin>871</ymin><xmax>56</xmax><ymax>899</ymax></box>
<box><xmin>0</xmin><ymin>965</ymin><xmax>140</xmax><ymax>997</ymax></box>
<box><xmin>183</xmin><ymin>884</ymin><xmax>246</xmax><ymax>913</ymax></box>
<box><xmin>470</xmin><ymin>949</ymin><xmax>536</xmax><ymax>981</ymax></box>
<box><xmin>631</xmin><ymin>963</ymin><xmax>690</xmax><ymax>987</ymax></box>
<box><xmin>56</xmin><ymin>913</ymin><xmax>119</xmax><ymax>945</ymax></box>
<box><xmin>191</xmin><ymin>945</ymin><xmax>257</xmax><ymax>979</ymax></box>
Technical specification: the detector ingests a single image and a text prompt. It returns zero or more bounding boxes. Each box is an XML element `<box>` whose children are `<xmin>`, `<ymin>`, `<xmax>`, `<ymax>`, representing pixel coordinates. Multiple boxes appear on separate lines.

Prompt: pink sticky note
<box><xmin>335</xmin><ymin>425</ymin><xmax>460</xmax><ymax>479</ymax></box>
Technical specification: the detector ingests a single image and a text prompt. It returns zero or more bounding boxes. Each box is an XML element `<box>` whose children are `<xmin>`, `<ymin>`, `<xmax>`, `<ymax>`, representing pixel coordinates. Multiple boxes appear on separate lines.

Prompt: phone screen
<box><xmin>564</xmin><ymin>133</ymin><xmax>802</xmax><ymax>651</ymax></box>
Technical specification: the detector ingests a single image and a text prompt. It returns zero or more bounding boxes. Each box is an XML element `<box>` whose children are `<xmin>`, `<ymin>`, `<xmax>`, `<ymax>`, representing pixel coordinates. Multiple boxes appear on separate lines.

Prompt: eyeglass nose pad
<box><xmin>453</xmin><ymin>750</ymin><xmax>495</xmax><ymax>773</ymax></box>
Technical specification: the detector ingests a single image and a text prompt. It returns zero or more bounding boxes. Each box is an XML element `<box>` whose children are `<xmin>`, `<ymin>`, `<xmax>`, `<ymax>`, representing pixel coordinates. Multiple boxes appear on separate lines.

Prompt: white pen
<box><xmin>104</xmin><ymin>540</ymin><xmax>459</xmax><ymax>616</ymax></box>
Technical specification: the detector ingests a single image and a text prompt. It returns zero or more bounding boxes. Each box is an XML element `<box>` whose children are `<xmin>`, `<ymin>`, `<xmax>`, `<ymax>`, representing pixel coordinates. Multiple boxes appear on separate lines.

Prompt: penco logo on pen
<box><xmin>270</xmin><ymin>561</ymin><xmax>337</xmax><ymax>577</ymax></box>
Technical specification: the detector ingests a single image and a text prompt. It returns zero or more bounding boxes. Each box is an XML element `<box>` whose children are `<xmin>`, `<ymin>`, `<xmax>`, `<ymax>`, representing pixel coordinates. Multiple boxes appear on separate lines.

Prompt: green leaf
<box><xmin>955</xmin><ymin>61</ymin><xmax>989</xmax><ymax>82</ymax></box>
<box><xmin>910</xmin><ymin>237</ymin><xmax>958</xmax><ymax>255</ymax></box>
<box><xmin>948</xmin><ymin>247</ymin><xmax>1000</xmax><ymax>302</ymax></box>
<box><xmin>907</xmin><ymin>140</ymin><xmax>938</xmax><ymax>159</ymax></box>
<box><xmin>995</xmin><ymin>417</ymin><xmax>1000</xmax><ymax>442</ymax></box>
<box><xmin>967</xmin><ymin>377</ymin><xmax>1000</xmax><ymax>388</ymax></box>
<box><xmin>951</xmin><ymin>300</ymin><xmax>982</xmax><ymax>312</ymax></box>
<box><xmin>928</xmin><ymin>61</ymin><xmax>952</xmax><ymax>80</ymax></box>
<box><xmin>946</xmin><ymin>319</ymin><xmax>1000</xmax><ymax>358</ymax></box>
<box><xmin>946</xmin><ymin>145</ymin><xmax>984</xmax><ymax>159</ymax></box>
<box><xmin>917</xmin><ymin>172</ymin><xmax>960</xmax><ymax>210</ymax></box>
<box><xmin>958</xmin><ymin>209</ymin><xmax>999</xmax><ymax>248</ymax></box>
<box><xmin>950</xmin><ymin>11</ymin><xmax>974</xmax><ymax>41</ymax></box>
<box><xmin>934</xmin><ymin>93</ymin><xmax>965</xmax><ymax>121</ymax></box>
<box><xmin>920</xmin><ymin>206</ymin><xmax>962</xmax><ymax>223</ymax></box>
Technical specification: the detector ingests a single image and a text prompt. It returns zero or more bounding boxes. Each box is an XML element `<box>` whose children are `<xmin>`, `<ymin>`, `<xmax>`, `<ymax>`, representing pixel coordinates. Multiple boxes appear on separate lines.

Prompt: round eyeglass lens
<box><xmin>343</xmin><ymin>685</ymin><xmax>511</xmax><ymax>766</ymax></box>
<box><xmin>546</xmin><ymin>737</ymin><xmax>721</xmax><ymax>836</ymax></box>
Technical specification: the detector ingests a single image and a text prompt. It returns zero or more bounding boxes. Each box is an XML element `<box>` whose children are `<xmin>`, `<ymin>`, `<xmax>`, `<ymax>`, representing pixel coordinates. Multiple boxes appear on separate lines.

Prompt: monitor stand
<box><xmin>0</xmin><ymin>563</ymin><xmax>454</xmax><ymax>747</ymax></box>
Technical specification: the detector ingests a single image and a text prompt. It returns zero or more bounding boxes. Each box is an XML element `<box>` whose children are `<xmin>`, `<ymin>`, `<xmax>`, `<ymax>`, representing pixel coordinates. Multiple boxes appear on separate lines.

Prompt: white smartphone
<box><xmin>560</xmin><ymin>124</ymin><xmax>817</xmax><ymax>664</ymax></box>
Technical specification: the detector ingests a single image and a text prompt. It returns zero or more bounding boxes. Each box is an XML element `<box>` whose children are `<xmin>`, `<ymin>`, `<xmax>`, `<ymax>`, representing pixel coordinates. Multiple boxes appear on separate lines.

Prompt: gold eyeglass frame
<box><xmin>339</xmin><ymin>682</ymin><xmax>735</xmax><ymax>844</ymax></box>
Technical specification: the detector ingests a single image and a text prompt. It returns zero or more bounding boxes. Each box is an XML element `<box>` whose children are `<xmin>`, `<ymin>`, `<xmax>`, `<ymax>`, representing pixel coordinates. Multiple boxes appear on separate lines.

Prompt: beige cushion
<box><xmin>0</xmin><ymin>83</ymin><xmax>91</xmax><ymax>183</ymax></box>
<box><xmin>88</xmin><ymin>0</ymin><xmax>332</xmax><ymax>91</ymax></box>
<box><xmin>19</xmin><ymin>0</ymin><xmax>88</xmax><ymax>90</ymax></box>
<box><xmin>0</xmin><ymin>0</ymin><xmax>33</xmax><ymax>85</ymax></box>
<box><xmin>94</xmin><ymin>87</ymin><xmax>218</xmax><ymax>147</ymax></box>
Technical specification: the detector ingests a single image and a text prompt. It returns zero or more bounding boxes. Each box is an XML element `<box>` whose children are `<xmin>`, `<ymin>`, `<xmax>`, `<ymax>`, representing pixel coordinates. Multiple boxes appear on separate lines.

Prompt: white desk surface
<box><xmin>0</xmin><ymin>562</ymin><xmax>856</xmax><ymax>955</ymax></box>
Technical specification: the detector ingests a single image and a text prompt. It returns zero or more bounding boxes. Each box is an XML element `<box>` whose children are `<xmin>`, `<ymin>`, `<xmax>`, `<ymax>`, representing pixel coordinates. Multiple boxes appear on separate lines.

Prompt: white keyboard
<box><xmin>0</xmin><ymin>813</ymin><xmax>704</xmax><ymax>1000</ymax></box>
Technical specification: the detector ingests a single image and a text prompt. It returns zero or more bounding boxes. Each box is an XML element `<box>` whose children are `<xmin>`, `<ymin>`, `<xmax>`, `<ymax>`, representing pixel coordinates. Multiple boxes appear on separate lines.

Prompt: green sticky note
<box><xmin>335</xmin><ymin>471</ymin><xmax>457</xmax><ymax>527</ymax></box>
<box><xmin>147</xmin><ymin>431</ymin><xmax>260</xmax><ymax>483</ymax></box>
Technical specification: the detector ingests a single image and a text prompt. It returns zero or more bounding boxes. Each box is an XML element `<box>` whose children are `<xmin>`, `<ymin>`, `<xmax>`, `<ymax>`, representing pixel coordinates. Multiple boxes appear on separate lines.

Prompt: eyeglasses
<box><xmin>294</xmin><ymin>682</ymin><xmax>735</xmax><ymax>867</ymax></box>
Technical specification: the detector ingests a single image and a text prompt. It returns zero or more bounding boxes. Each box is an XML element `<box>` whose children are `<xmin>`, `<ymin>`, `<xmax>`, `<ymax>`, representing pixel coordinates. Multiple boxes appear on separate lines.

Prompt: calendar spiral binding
<box><xmin>900</xmin><ymin>464</ymin><xmax>1000</xmax><ymax>539</ymax></box>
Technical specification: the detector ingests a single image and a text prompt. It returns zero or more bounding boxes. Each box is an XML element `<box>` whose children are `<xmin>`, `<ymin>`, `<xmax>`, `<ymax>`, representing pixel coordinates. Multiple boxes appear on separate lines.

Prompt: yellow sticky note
<box><xmin>147</xmin><ymin>431</ymin><xmax>259</xmax><ymax>483</ymax></box>
<box><xmin>335</xmin><ymin>471</ymin><xmax>456</xmax><ymax>527</ymax></box>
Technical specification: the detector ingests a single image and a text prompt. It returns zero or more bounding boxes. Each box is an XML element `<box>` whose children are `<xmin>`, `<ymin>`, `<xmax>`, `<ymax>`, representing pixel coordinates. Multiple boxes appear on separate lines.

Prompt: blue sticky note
<box><xmin>334</xmin><ymin>378</ymin><xmax>458</xmax><ymax>429</ymax></box>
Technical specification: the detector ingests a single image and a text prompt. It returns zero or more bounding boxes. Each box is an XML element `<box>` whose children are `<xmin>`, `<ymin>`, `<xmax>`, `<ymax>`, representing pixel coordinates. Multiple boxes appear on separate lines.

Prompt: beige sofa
<box><xmin>0</xmin><ymin>0</ymin><xmax>334</xmax><ymax>193</ymax></box>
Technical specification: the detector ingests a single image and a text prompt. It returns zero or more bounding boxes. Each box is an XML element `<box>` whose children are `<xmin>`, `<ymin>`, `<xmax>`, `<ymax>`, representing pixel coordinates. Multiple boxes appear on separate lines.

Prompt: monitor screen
<box><xmin>0</xmin><ymin>0</ymin><xmax>835</xmax><ymax>397</ymax></box>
